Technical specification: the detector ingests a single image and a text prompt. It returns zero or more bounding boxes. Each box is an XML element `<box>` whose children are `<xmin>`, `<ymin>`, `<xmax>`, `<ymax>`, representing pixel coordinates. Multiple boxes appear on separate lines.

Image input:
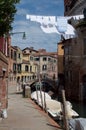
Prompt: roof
<box><xmin>22</xmin><ymin>47</ymin><xmax>38</xmax><ymax>53</ymax></box>
<box><xmin>33</xmin><ymin>51</ymin><xmax>57</xmax><ymax>58</ymax></box>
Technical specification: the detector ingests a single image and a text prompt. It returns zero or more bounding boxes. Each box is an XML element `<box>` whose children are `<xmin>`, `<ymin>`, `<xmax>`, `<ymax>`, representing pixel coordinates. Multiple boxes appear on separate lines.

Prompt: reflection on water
<box><xmin>72</xmin><ymin>102</ymin><xmax>86</xmax><ymax>118</ymax></box>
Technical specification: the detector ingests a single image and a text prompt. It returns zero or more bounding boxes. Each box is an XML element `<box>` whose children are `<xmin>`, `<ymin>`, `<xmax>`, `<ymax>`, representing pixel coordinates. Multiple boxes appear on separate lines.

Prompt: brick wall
<box><xmin>0</xmin><ymin>51</ymin><xmax>8</xmax><ymax>110</ymax></box>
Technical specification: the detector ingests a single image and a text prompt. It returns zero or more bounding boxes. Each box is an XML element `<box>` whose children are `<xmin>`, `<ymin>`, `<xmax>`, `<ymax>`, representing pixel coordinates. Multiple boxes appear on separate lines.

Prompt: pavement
<box><xmin>0</xmin><ymin>81</ymin><xmax>62</xmax><ymax>130</ymax></box>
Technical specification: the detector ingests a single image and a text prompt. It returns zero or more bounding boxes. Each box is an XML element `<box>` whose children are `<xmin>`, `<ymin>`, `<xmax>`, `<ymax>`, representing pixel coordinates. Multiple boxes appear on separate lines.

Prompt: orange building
<box><xmin>58</xmin><ymin>42</ymin><xmax>64</xmax><ymax>75</ymax></box>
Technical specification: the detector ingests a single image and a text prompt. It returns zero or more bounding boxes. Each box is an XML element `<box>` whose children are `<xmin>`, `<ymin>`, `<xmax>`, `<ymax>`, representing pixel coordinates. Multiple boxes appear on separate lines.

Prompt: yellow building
<box><xmin>14</xmin><ymin>46</ymin><xmax>22</xmax><ymax>82</ymax></box>
<box><xmin>17</xmin><ymin>47</ymin><xmax>38</xmax><ymax>84</ymax></box>
<box><xmin>57</xmin><ymin>41</ymin><xmax>64</xmax><ymax>75</ymax></box>
<box><xmin>57</xmin><ymin>41</ymin><xmax>65</xmax><ymax>87</ymax></box>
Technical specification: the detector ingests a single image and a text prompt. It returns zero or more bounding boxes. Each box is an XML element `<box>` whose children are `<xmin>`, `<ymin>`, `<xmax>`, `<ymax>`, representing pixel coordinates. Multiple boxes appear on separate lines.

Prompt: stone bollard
<box><xmin>25</xmin><ymin>86</ymin><xmax>31</xmax><ymax>98</ymax></box>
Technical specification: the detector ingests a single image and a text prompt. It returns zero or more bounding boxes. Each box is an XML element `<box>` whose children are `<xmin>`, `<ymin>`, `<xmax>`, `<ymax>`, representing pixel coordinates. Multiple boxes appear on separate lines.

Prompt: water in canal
<box><xmin>72</xmin><ymin>102</ymin><xmax>86</xmax><ymax>118</ymax></box>
<box><xmin>57</xmin><ymin>102</ymin><xmax>86</xmax><ymax>128</ymax></box>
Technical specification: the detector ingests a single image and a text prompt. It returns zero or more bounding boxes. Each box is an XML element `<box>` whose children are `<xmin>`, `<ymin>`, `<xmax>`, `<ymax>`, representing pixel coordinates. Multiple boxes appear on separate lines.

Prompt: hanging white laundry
<box><xmin>67</xmin><ymin>15</ymin><xmax>84</xmax><ymax>20</ymax></box>
<box><xmin>65</xmin><ymin>24</ymin><xmax>75</xmax><ymax>35</ymax></box>
<box><xmin>49</xmin><ymin>16</ymin><xmax>57</xmax><ymax>25</ymax></box>
<box><xmin>63</xmin><ymin>34</ymin><xmax>75</xmax><ymax>40</ymax></box>
<box><xmin>57</xmin><ymin>17</ymin><xmax>67</xmax><ymax>33</ymax></box>
<box><xmin>30</xmin><ymin>15</ymin><xmax>37</xmax><ymax>22</ymax></box>
<box><xmin>36</xmin><ymin>15</ymin><xmax>43</xmax><ymax>24</ymax></box>
<box><xmin>40</xmin><ymin>24</ymin><xmax>60</xmax><ymax>34</ymax></box>
<box><xmin>40</xmin><ymin>16</ymin><xmax>58</xmax><ymax>33</ymax></box>
<box><xmin>26</xmin><ymin>15</ymin><xmax>37</xmax><ymax>22</ymax></box>
<box><xmin>41</xmin><ymin>16</ymin><xmax>50</xmax><ymax>25</ymax></box>
<box><xmin>26</xmin><ymin>14</ymin><xmax>30</xmax><ymax>19</ymax></box>
<box><xmin>26</xmin><ymin>14</ymin><xmax>84</xmax><ymax>36</ymax></box>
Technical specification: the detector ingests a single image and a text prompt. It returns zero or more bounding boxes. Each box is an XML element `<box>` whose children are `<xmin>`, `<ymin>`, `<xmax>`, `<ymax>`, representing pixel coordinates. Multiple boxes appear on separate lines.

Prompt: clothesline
<box><xmin>26</xmin><ymin>14</ymin><xmax>84</xmax><ymax>39</ymax></box>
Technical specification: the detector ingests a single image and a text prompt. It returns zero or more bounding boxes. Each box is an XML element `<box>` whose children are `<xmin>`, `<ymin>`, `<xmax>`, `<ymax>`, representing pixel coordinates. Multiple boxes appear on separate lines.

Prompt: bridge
<box><xmin>28</xmin><ymin>78</ymin><xmax>58</xmax><ymax>98</ymax></box>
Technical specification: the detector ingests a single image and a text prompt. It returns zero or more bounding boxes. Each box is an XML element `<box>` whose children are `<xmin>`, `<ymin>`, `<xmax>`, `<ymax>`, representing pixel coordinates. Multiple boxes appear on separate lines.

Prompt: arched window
<box><xmin>42</xmin><ymin>65</ymin><xmax>47</xmax><ymax>71</ymax></box>
<box><xmin>25</xmin><ymin>65</ymin><xmax>28</xmax><ymax>72</ymax></box>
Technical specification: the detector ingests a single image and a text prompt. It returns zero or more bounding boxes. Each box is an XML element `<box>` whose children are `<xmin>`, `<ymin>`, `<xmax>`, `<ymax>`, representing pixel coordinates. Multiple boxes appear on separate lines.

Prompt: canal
<box><xmin>72</xmin><ymin>102</ymin><xmax>86</xmax><ymax>118</ymax></box>
<box><xmin>57</xmin><ymin>102</ymin><xmax>86</xmax><ymax>128</ymax></box>
<box><xmin>31</xmin><ymin>81</ymin><xmax>86</xmax><ymax>118</ymax></box>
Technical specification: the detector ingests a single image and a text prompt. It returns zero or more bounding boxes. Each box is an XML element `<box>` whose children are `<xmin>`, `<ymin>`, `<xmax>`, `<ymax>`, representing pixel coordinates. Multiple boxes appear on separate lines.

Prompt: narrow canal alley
<box><xmin>0</xmin><ymin>82</ymin><xmax>61</xmax><ymax>130</ymax></box>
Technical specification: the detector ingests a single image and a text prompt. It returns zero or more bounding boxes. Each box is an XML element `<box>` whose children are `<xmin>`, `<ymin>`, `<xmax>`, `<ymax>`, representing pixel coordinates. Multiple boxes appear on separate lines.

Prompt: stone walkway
<box><xmin>0</xmin><ymin>82</ymin><xmax>61</xmax><ymax>130</ymax></box>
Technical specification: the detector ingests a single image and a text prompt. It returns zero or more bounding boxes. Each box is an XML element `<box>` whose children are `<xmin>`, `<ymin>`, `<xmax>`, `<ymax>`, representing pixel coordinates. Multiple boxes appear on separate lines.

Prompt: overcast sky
<box><xmin>11</xmin><ymin>0</ymin><xmax>64</xmax><ymax>52</ymax></box>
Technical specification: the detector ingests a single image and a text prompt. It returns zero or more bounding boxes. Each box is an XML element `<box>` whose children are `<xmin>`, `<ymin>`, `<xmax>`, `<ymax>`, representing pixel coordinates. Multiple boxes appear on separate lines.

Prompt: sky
<box><xmin>11</xmin><ymin>0</ymin><xmax>64</xmax><ymax>52</ymax></box>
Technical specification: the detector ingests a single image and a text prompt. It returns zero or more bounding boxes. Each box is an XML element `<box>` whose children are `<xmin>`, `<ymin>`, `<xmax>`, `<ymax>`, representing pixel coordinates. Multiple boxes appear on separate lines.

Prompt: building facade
<box><xmin>15</xmin><ymin>46</ymin><xmax>22</xmax><ymax>82</ymax></box>
<box><xmin>7</xmin><ymin>46</ymin><xmax>58</xmax><ymax>85</ymax></box>
<box><xmin>0</xmin><ymin>35</ymin><xmax>9</xmax><ymax>113</ymax></box>
<box><xmin>16</xmin><ymin>47</ymin><xmax>38</xmax><ymax>84</ymax></box>
<box><xmin>8</xmin><ymin>46</ymin><xmax>17</xmax><ymax>81</ymax></box>
<box><xmin>64</xmin><ymin>0</ymin><xmax>86</xmax><ymax>16</ymax></box>
<box><xmin>63</xmin><ymin>21</ymin><xmax>86</xmax><ymax>101</ymax></box>
<box><xmin>33</xmin><ymin>49</ymin><xmax>58</xmax><ymax>80</ymax></box>
<box><xmin>63</xmin><ymin>0</ymin><xmax>86</xmax><ymax>102</ymax></box>
<box><xmin>0</xmin><ymin>51</ymin><xmax>8</xmax><ymax>111</ymax></box>
<box><xmin>0</xmin><ymin>36</ymin><xmax>9</xmax><ymax>56</ymax></box>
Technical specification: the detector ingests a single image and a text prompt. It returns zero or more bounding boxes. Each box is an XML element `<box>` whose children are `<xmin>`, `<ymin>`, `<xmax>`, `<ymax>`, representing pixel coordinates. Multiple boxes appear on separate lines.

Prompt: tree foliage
<box><xmin>0</xmin><ymin>0</ymin><xmax>20</xmax><ymax>36</ymax></box>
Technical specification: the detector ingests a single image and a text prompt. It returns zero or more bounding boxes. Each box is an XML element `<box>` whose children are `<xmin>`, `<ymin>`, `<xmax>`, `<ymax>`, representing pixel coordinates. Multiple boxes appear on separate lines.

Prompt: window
<box><xmin>35</xmin><ymin>67</ymin><xmax>37</xmax><ymax>72</ymax></box>
<box><xmin>35</xmin><ymin>57</ymin><xmax>39</xmax><ymax>61</ymax></box>
<box><xmin>54</xmin><ymin>60</ymin><xmax>56</xmax><ymax>63</ymax></box>
<box><xmin>52</xmin><ymin>66</ymin><xmax>55</xmax><ymax>71</ymax></box>
<box><xmin>14</xmin><ymin>51</ymin><xmax>16</xmax><ymax>60</ymax></box>
<box><xmin>11</xmin><ymin>49</ymin><xmax>13</xmax><ymax>59</ymax></box>
<box><xmin>25</xmin><ymin>65</ymin><xmax>28</xmax><ymax>72</ymax></box>
<box><xmin>42</xmin><ymin>65</ymin><xmax>47</xmax><ymax>71</ymax></box>
<box><xmin>18</xmin><ymin>53</ymin><xmax>21</xmax><ymax>59</ymax></box>
<box><xmin>30</xmin><ymin>66</ymin><xmax>32</xmax><ymax>72</ymax></box>
<box><xmin>30</xmin><ymin>56</ymin><xmax>33</xmax><ymax>61</ymax></box>
<box><xmin>43</xmin><ymin>57</ymin><xmax>47</xmax><ymax>61</ymax></box>
<box><xmin>48</xmin><ymin>58</ymin><xmax>51</xmax><ymax>61</ymax></box>
<box><xmin>13</xmin><ymin>63</ymin><xmax>16</xmax><ymax>71</ymax></box>
<box><xmin>17</xmin><ymin>64</ymin><xmax>21</xmax><ymax>73</ymax></box>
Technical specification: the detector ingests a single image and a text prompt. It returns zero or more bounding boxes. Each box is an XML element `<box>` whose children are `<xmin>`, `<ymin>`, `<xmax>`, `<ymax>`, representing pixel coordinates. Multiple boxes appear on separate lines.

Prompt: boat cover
<box><xmin>69</xmin><ymin>118</ymin><xmax>86</xmax><ymax>130</ymax></box>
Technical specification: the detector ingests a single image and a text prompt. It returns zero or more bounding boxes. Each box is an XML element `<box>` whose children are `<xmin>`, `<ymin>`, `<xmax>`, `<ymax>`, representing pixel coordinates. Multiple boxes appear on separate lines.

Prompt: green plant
<box><xmin>0</xmin><ymin>0</ymin><xmax>20</xmax><ymax>36</ymax></box>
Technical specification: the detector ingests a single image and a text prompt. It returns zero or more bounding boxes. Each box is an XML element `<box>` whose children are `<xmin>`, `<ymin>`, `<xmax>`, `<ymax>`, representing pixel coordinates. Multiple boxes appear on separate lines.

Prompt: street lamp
<box><xmin>9</xmin><ymin>31</ymin><xmax>26</xmax><ymax>39</ymax></box>
<box><xmin>3</xmin><ymin>31</ymin><xmax>26</xmax><ymax>56</ymax></box>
